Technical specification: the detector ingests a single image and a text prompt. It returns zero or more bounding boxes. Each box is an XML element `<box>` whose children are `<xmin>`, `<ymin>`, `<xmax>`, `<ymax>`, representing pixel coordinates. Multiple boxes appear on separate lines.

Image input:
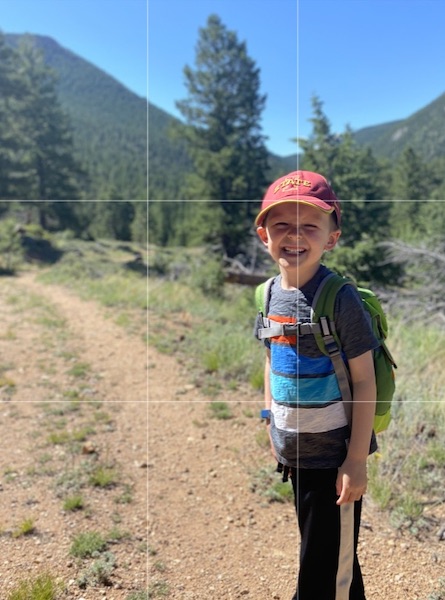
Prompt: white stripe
<box><xmin>335</xmin><ymin>503</ymin><xmax>354</xmax><ymax>599</ymax></box>
<box><xmin>272</xmin><ymin>400</ymin><xmax>348</xmax><ymax>433</ymax></box>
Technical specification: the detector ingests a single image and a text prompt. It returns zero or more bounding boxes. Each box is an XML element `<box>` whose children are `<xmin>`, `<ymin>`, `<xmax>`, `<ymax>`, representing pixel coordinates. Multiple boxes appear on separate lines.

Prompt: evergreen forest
<box><xmin>0</xmin><ymin>31</ymin><xmax>147</xmax><ymax>246</ymax></box>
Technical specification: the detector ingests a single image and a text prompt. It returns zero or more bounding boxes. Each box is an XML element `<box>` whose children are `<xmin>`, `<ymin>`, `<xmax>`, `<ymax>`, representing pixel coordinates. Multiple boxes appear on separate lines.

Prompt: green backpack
<box><xmin>254</xmin><ymin>272</ymin><xmax>397</xmax><ymax>434</ymax></box>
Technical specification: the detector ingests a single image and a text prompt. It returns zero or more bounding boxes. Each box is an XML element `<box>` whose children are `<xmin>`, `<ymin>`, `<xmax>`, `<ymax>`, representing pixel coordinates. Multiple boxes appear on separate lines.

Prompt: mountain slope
<box><xmin>353</xmin><ymin>92</ymin><xmax>445</xmax><ymax>161</ymax></box>
<box><xmin>6</xmin><ymin>33</ymin><xmax>147</xmax><ymax>200</ymax></box>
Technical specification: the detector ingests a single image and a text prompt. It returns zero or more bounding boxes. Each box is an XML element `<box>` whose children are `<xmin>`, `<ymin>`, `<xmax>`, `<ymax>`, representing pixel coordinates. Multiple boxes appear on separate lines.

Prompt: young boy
<box><xmin>255</xmin><ymin>171</ymin><xmax>378</xmax><ymax>600</ymax></box>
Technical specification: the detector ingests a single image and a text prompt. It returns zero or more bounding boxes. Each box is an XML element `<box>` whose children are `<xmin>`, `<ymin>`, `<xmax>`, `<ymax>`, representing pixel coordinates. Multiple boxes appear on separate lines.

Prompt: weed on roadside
<box><xmin>115</xmin><ymin>483</ymin><xmax>134</xmax><ymax>504</ymax></box>
<box><xmin>367</xmin><ymin>454</ymin><xmax>392</xmax><ymax>510</ymax></box>
<box><xmin>12</xmin><ymin>518</ymin><xmax>35</xmax><ymax>538</ymax></box>
<box><xmin>67</xmin><ymin>361</ymin><xmax>91</xmax><ymax>378</ymax></box>
<box><xmin>55</xmin><ymin>467</ymin><xmax>85</xmax><ymax>496</ymax></box>
<box><xmin>255</xmin><ymin>428</ymin><xmax>270</xmax><ymax>450</ymax></box>
<box><xmin>70</xmin><ymin>531</ymin><xmax>107</xmax><ymax>558</ymax></box>
<box><xmin>63</xmin><ymin>494</ymin><xmax>84</xmax><ymax>511</ymax></box>
<box><xmin>208</xmin><ymin>401</ymin><xmax>232</xmax><ymax>420</ymax></box>
<box><xmin>250</xmin><ymin>466</ymin><xmax>294</xmax><ymax>504</ymax></box>
<box><xmin>107</xmin><ymin>526</ymin><xmax>130</xmax><ymax>542</ymax></box>
<box><xmin>93</xmin><ymin>410</ymin><xmax>113</xmax><ymax>425</ymax></box>
<box><xmin>0</xmin><ymin>375</ymin><xmax>16</xmax><ymax>395</ymax></box>
<box><xmin>44</xmin><ymin>398</ymin><xmax>82</xmax><ymax>415</ymax></box>
<box><xmin>89</xmin><ymin>464</ymin><xmax>118</xmax><ymax>488</ymax></box>
<box><xmin>77</xmin><ymin>551</ymin><xmax>116</xmax><ymax>589</ymax></box>
<box><xmin>47</xmin><ymin>430</ymin><xmax>71</xmax><ymax>445</ymax></box>
<box><xmin>128</xmin><ymin>591</ymin><xmax>149</xmax><ymax>600</ymax></box>
<box><xmin>147</xmin><ymin>581</ymin><xmax>169</xmax><ymax>598</ymax></box>
<box><xmin>7</xmin><ymin>572</ymin><xmax>63</xmax><ymax>600</ymax></box>
<box><xmin>428</xmin><ymin>578</ymin><xmax>445</xmax><ymax>600</ymax></box>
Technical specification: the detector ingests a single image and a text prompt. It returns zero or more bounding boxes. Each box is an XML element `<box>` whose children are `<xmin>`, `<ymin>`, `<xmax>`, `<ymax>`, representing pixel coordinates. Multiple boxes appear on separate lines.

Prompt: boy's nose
<box><xmin>287</xmin><ymin>226</ymin><xmax>301</xmax><ymax>238</ymax></box>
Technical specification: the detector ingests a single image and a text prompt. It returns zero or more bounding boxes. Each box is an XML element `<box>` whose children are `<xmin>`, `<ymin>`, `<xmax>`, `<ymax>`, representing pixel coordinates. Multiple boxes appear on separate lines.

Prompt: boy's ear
<box><xmin>325</xmin><ymin>229</ymin><xmax>341</xmax><ymax>251</ymax></box>
<box><xmin>256</xmin><ymin>226</ymin><xmax>268</xmax><ymax>246</ymax></box>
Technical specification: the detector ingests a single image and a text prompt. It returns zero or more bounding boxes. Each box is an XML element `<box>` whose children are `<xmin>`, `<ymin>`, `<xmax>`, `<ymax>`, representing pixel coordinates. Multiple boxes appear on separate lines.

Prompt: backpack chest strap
<box><xmin>256</xmin><ymin>318</ymin><xmax>321</xmax><ymax>340</ymax></box>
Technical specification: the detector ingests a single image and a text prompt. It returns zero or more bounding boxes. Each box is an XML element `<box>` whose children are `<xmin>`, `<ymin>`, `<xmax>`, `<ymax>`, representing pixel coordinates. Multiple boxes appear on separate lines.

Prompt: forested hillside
<box><xmin>3</xmin><ymin>31</ymin><xmax>296</xmax><ymax>204</ymax></box>
<box><xmin>353</xmin><ymin>91</ymin><xmax>445</xmax><ymax>161</ymax></box>
<box><xmin>148</xmin><ymin>103</ymin><xmax>192</xmax><ymax>199</ymax></box>
<box><xmin>148</xmin><ymin>101</ymin><xmax>298</xmax><ymax>200</ymax></box>
<box><xmin>4</xmin><ymin>32</ymin><xmax>147</xmax><ymax>200</ymax></box>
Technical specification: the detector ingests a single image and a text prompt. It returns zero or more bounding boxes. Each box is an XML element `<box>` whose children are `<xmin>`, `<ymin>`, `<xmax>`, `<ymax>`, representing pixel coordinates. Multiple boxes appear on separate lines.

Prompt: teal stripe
<box><xmin>271</xmin><ymin>371</ymin><xmax>341</xmax><ymax>405</ymax></box>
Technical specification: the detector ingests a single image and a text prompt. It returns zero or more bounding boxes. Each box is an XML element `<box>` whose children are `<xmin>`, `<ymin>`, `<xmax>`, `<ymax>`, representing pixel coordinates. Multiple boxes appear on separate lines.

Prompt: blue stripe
<box><xmin>271</xmin><ymin>370</ymin><xmax>341</xmax><ymax>405</ymax></box>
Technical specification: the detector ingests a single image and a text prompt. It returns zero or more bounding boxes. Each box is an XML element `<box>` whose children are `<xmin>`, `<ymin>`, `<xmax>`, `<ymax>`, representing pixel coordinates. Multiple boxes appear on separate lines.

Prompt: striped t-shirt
<box><xmin>266</xmin><ymin>265</ymin><xmax>379</xmax><ymax>469</ymax></box>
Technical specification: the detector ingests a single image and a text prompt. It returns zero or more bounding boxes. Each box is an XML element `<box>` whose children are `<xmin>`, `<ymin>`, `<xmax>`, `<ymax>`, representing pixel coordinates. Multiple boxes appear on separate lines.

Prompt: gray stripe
<box><xmin>335</xmin><ymin>503</ymin><xmax>354</xmax><ymax>599</ymax></box>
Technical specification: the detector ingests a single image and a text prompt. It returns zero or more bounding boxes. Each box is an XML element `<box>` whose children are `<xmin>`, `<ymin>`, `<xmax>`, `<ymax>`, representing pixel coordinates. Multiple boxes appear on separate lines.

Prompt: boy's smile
<box><xmin>257</xmin><ymin>202</ymin><xmax>341</xmax><ymax>287</ymax></box>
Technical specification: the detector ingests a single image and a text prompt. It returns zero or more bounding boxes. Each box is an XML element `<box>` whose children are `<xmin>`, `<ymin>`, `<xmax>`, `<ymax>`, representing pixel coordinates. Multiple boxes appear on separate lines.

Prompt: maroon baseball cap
<box><xmin>255</xmin><ymin>170</ymin><xmax>341</xmax><ymax>227</ymax></box>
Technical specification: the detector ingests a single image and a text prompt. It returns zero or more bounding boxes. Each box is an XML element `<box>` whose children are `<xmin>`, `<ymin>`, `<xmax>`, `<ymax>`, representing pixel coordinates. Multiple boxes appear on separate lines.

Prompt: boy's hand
<box><xmin>266</xmin><ymin>423</ymin><xmax>277</xmax><ymax>460</ymax></box>
<box><xmin>336</xmin><ymin>457</ymin><xmax>367</xmax><ymax>505</ymax></box>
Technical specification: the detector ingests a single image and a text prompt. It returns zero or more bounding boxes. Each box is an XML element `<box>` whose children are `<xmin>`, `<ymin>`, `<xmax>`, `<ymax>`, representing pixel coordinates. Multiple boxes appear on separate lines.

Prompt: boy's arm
<box><xmin>264</xmin><ymin>349</ymin><xmax>276</xmax><ymax>459</ymax></box>
<box><xmin>264</xmin><ymin>349</ymin><xmax>271</xmax><ymax>411</ymax></box>
<box><xmin>336</xmin><ymin>350</ymin><xmax>376</xmax><ymax>505</ymax></box>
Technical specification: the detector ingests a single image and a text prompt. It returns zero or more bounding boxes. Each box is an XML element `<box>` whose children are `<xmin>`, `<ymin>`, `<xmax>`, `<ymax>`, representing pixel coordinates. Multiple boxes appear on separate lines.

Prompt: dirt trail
<box><xmin>148</xmin><ymin>341</ymin><xmax>445</xmax><ymax>599</ymax></box>
<box><xmin>0</xmin><ymin>271</ymin><xmax>148</xmax><ymax>598</ymax></box>
<box><xmin>3</xmin><ymin>268</ymin><xmax>442</xmax><ymax>599</ymax></box>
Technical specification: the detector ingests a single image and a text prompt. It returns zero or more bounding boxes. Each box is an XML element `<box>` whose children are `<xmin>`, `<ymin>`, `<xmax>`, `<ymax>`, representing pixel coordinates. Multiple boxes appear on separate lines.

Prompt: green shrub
<box><xmin>7</xmin><ymin>573</ymin><xmax>62</xmax><ymax>600</ymax></box>
<box><xmin>190</xmin><ymin>257</ymin><xmax>225</xmax><ymax>297</ymax></box>
<box><xmin>89</xmin><ymin>465</ymin><xmax>118</xmax><ymax>488</ymax></box>
<box><xmin>70</xmin><ymin>531</ymin><xmax>107</xmax><ymax>558</ymax></box>
<box><xmin>265</xmin><ymin>481</ymin><xmax>294</xmax><ymax>503</ymax></box>
<box><xmin>12</xmin><ymin>518</ymin><xmax>35</xmax><ymax>538</ymax></box>
<box><xmin>63</xmin><ymin>495</ymin><xmax>84</xmax><ymax>511</ymax></box>
<box><xmin>208</xmin><ymin>401</ymin><xmax>232</xmax><ymax>420</ymax></box>
<box><xmin>77</xmin><ymin>552</ymin><xmax>116</xmax><ymax>588</ymax></box>
<box><xmin>0</xmin><ymin>219</ymin><xmax>24</xmax><ymax>274</ymax></box>
<box><xmin>250</xmin><ymin>466</ymin><xmax>294</xmax><ymax>504</ymax></box>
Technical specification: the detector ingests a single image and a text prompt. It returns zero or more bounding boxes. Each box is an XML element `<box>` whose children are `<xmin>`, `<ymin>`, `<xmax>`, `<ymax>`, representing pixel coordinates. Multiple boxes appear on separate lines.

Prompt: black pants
<box><xmin>290</xmin><ymin>468</ymin><xmax>366</xmax><ymax>600</ymax></box>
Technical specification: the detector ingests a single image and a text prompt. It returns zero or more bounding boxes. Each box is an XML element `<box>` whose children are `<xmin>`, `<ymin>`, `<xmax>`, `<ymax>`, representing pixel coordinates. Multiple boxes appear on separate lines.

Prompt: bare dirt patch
<box><xmin>0</xmin><ymin>271</ymin><xmax>148</xmax><ymax>599</ymax></box>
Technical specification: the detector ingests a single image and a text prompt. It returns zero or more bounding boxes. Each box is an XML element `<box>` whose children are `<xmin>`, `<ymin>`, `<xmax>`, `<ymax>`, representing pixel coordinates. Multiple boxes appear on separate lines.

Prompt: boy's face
<box><xmin>257</xmin><ymin>202</ymin><xmax>341</xmax><ymax>283</ymax></box>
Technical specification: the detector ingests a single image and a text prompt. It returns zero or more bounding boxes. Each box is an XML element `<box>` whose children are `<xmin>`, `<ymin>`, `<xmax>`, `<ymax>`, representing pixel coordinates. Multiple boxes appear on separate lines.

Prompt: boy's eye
<box><xmin>272</xmin><ymin>222</ymin><xmax>288</xmax><ymax>229</ymax></box>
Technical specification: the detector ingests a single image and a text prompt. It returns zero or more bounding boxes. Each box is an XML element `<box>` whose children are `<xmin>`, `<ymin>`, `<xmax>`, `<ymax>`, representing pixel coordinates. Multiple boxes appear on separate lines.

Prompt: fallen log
<box><xmin>224</xmin><ymin>270</ymin><xmax>269</xmax><ymax>286</ymax></box>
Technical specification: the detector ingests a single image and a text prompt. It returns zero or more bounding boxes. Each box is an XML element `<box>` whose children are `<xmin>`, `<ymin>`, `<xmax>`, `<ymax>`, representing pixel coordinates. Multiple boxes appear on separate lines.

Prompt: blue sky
<box><xmin>2</xmin><ymin>0</ymin><xmax>445</xmax><ymax>158</ymax></box>
<box><xmin>0</xmin><ymin>0</ymin><xmax>147</xmax><ymax>98</ymax></box>
<box><xmin>150</xmin><ymin>0</ymin><xmax>445</xmax><ymax>157</ymax></box>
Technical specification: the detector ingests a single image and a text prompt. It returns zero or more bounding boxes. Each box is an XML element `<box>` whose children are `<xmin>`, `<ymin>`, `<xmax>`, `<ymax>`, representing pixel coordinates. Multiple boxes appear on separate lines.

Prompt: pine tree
<box><xmin>389</xmin><ymin>147</ymin><xmax>438</xmax><ymax>241</ymax></box>
<box><xmin>0</xmin><ymin>32</ymin><xmax>32</xmax><ymax>198</ymax></box>
<box><xmin>89</xmin><ymin>202</ymin><xmax>135</xmax><ymax>241</ymax></box>
<box><xmin>174</xmin><ymin>14</ymin><xmax>269</xmax><ymax>257</ymax></box>
<box><xmin>131</xmin><ymin>201</ymin><xmax>148</xmax><ymax>245</ymax></box>
<box><xmin>299</xmin><ymin>96</ymin><xmax>391</xmax><ymax>246</ymax></box>
<box><xmin>299</xmin><ymin>96</ymin><xmax>399</xmax><ymax>285</ymax></box>
<box><xmin>16</xmin><ymin>38</ymin><xmax>86</xmax><ymax>200</ymax></box>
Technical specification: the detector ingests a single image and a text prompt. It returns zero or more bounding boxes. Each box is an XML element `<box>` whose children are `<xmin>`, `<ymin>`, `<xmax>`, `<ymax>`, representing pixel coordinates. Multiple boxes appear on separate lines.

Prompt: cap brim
<box><xmin>255</xmin><ymin>198</ymin><xmax>334</xmax><ymax>227</ymax></box>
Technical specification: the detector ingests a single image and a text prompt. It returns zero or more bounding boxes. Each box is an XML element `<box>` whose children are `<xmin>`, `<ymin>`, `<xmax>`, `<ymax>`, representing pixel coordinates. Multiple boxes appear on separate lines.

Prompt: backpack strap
<box><xmin>254</xmin><ymin>277</ymin><xmax>274</xmax><ymax>340</ymax></box>
<box><xmin>311</xmin><ymin>273</ymin><xmax>351</xmax><ymax>350</ymax></box>
<box><xmin>255</xmin><ymin>277</ymin><xmax>274</xmax><ymax>314</ymax></box>
<box><xmin>311</xmin><ymin>273</ymin><xmax>354</xmax><ymax>426</ymax></box>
